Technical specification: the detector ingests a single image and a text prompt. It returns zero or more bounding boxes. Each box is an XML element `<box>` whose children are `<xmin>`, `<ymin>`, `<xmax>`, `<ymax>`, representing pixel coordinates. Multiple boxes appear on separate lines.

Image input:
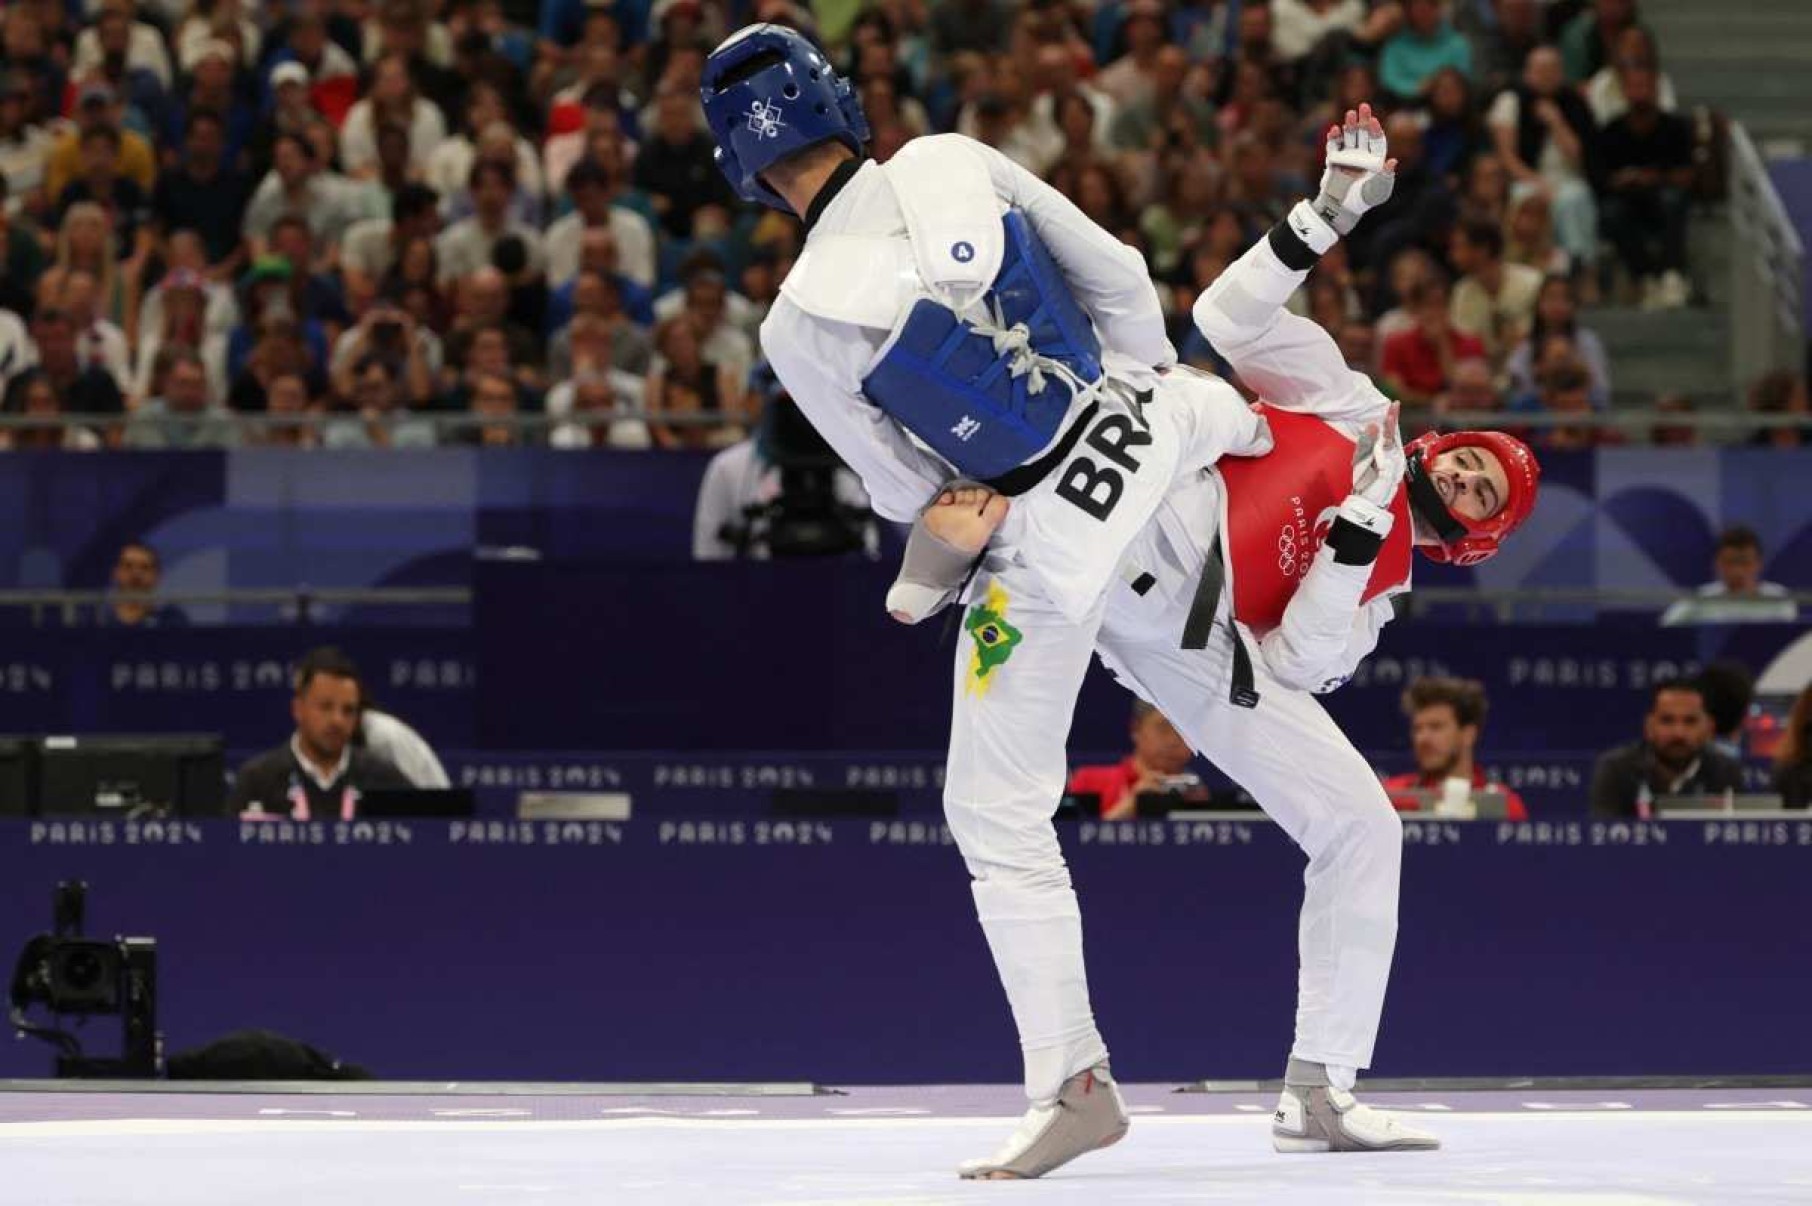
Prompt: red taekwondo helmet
<box><xmin>1402</xmin><ymin>429</ymin><xmax>1541</xmax><ymax>566</ymax></box>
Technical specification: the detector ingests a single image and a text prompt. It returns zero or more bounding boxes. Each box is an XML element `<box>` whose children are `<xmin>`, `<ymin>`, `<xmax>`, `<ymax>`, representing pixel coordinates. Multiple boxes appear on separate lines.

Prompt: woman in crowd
<box><xmin>643</xmin><ymin>315</ymin><xmax>745</xmax><ymax>451</ymax></box>
<box><xmin>55</xmin><ymin>201</ymin><xmax>135</xmax><ymax>334</ymax></box>
<box><xmin>1420</xmin><ymin>67</ymin><xmax>1483</xmax><ymax>183</ymax></box>
<box><xmin>0</xmin><ymin>370</ymin><xmax>102</xmax><ymax>450</ymax></box>
<box><xmin>1505</xmin><ymin>275</ymin><xmax>1611</xmax><ymax>408</ymax></box>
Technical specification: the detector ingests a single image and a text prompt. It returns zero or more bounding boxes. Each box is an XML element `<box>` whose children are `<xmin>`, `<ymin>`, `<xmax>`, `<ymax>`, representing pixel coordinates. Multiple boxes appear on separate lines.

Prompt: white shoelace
<box><xmin>967</xmin><ymin>298</ymin><xmax>1100</xmax><ymax>406</ymax></box>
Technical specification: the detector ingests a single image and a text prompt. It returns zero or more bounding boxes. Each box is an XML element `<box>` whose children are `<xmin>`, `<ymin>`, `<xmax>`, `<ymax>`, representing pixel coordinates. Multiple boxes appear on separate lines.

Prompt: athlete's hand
<box><xmin>1312</xmin><ymin>102</ymin><xmax>1398</xmax><ymax>236</ymax></box>
<box><xmin>1350</xmin><ymin>401</ymin><xmax>1405</xmax><ymax>508</ymax></box>
<box><xmin>1231</xmin><ymin>401</ymin><xmax>1274</xmax><ymax>457</ymax></box>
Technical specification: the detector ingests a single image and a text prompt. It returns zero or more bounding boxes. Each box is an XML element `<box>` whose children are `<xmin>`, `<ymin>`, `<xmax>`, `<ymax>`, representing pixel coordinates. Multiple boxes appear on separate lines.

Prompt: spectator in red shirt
<box><xmin>1381</xmin><ymin>676</ymin><xmax>1529</xmax><ymax>820</ymax></box>
<box><xmin>1380</xmin><ymin>275</ymin><xmax>1486</xmax><ymax>408</ymax></box>
<box><xmin>1066</xmin><ymin>701</ymin><xmax>1206</xmax><ymax>820</ymax></box>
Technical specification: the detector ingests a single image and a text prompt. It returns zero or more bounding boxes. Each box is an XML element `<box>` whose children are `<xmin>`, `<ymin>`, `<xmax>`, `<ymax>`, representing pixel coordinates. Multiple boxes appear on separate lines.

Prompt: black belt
<box><xmin>982</xmin><ymin>401</ymin><xmax>1099</xmax><ymax>497</ymax></box>
<box><xmin>1180</xmin><ymin>535</ymin><xmax>1260</xmax><ymax>710</ymax></box>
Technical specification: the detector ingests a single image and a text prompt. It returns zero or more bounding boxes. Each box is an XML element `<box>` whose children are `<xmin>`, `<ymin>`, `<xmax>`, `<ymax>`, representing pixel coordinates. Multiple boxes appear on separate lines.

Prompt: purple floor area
<box><xmin>6</xmin><ymin>1083</ymin><xmax>1810</xmax><ymax>1205</ymax></box>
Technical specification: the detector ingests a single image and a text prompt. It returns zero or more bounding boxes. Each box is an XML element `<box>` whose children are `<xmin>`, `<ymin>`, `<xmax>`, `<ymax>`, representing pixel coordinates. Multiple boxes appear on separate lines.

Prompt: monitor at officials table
<box><xmin>358</xmin><ymin>788</ymin><xmax>477</xmax><ymax>818</ymax></box>
<box><xmin>1655</xmin><ymin>794</ymin><xmax>1788</xmax><ymax>818</ymax></box>
<box><xmin>1396</xmin><ymin>788</ymin><xmax>1515</xmax><ymax>820</ymax></box>
<box><xmin>34</xmin><ymin>735</ymin><xmax>224</xmax><ymax>817</ymax></box>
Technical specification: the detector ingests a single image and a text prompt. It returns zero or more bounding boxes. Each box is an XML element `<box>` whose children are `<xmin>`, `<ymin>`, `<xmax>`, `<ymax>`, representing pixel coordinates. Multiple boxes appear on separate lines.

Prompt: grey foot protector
<box><xmin>886</xmin><ymin>481</ymin><xmax>990</xmax><ymax>624</ymax></box>
<box><xmin>959</xmin><ymin>1066</ymin><xmax>1130</xmax><ymax>1180</ymax></box>
<box><xmin>1277</xmin><ymin>1060</ymin><xmax>1440</xmax><ymax>1153</ymax></box>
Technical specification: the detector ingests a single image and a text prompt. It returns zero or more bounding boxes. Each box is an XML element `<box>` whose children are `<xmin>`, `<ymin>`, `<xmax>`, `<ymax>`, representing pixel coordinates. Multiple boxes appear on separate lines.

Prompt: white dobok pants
<box><xmin>944</xmin><ymin>390</ymin><xmax>1401</xmax><ymax>1103</ymax></box>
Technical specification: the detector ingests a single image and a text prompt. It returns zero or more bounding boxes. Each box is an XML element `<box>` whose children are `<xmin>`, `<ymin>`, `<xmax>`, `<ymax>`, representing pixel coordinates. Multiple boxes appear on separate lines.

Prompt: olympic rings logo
<box><xmin>1277</xmin><ymin>525</ymin><xmax>1300</xmax><ymax>574</ymax></box>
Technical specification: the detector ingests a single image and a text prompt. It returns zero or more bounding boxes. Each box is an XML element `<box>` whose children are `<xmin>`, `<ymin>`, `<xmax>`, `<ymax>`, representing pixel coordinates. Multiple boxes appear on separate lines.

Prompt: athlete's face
<box><xmin>1427</xmin><ymin>446</ymin><xmax>1508</xmax><ymax>523</ymax></box>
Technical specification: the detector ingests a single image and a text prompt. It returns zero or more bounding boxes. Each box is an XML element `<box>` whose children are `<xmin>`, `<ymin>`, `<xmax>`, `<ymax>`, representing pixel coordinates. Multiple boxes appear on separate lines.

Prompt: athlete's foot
<box><xmin>922</xmin><ymin>486</ymin><xmax>1009</xmax><ymax>555</ymax></box>
<box><xmin>958</xmin><ymin>1064</ymin><xmax>1129</xmax><ymax>1180</ymax></box>
<box><xmin>1272</xmin><ymin>1083</ymin><xmax>1441</xmax><ymax>1153</ymax></box>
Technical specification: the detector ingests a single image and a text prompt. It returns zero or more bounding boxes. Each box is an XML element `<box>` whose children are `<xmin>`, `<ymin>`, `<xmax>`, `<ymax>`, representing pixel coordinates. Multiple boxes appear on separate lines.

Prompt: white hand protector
<box><xmin>1341</xmin><ymin>401</ymin><xmax>1403</xmax><ymax>535</ymax></box>
<box><xmin>1312</xmin><ymin>102</ymin><xmax>1396</xmax><ymax>236</ymax></box>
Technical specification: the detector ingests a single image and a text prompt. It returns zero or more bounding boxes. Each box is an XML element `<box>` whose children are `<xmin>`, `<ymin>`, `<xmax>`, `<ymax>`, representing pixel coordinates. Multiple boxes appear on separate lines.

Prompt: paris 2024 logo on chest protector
<box><xmin>1277</xmin><ymin>503</ymin><xmax>1343</xmax><ymax>578</ymax></box>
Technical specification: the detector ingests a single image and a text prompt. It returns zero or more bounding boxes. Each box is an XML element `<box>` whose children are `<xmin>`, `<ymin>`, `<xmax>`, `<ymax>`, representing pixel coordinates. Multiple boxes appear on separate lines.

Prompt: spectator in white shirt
<box><xmin>548</xmin><ymin>367</ymin><xmax>652</xmax><ymax>450</ymax></box>
<box><xmin>138</xmin><ymin>229</ymin><xmax>238</xmax><ymax>340</ymax></box>
<box><xmin>434</xmin><ymin>159</ymin><xmax>544</xmax><ymax>283</ymax></box>
<box><xmin>56</xmin><ymin>268</ymin><xmax>132</xmax><ymax>393</ymax></box>
<box><xmin>176</xmin><ymin>0</ymin><xmax>262</xmax><ymax>76</ymax></box>
<box><xmin>426</xmin><ymin>82</ymin><xmax>543</xmax><ymax>220</ymax></box>
<box><xmin>339</xmin><ymin>53</ymin><xmax>447</xmax><ymax>180</ymax></box>
<box><xmin>125</xmin><ymin>350</ymin><xmax>241</xmax><ymax>448</ymax></box>
<box><xmin>1585</xmin><ymin>26</ymin><xmax>1677</xmax><ymax>126</ymax></box>
<box><xmin>72</xmin><ymin>0</ymin><xmax>174</xmax><ymax>90</ymax></box>
<box><xmin>652</xmin><ymin>257</ymin><xmax>753</xmax><ymax>387</ymax></box>
<box><xmin>545</xmin><ymin>153</ymin><xmax>656</xmax><ymax>291</ymax></box>
<box><xmin>0</xmin><ymin>72</ymin><xmax>51</xmax><ymax>215</ymax></box>
<box><xmin>1273</xmin><ymin>0</ymin><xmax>1369</xmax><ymax>64</ymax></box>
<box><xmin>244</xmin><ymin>132</ymin><xmax>359</xmax><ymax>249</ymax></box>
<box><xmin>264</xmin><ymin>27</ymin><xmax>358</xmax><ymax>100</ymax></box>
<box><xmin>133</xmin><ymin>267</ymin><xmax>228</xmax><ymax>405</ymax></box>
<box><xmin>339</xmin><ymin>184</ymin><xmax>443</xmax><ymax>311</ymax></box>
<box><xmin>0</xmin><ymin>303</ymin><xmax>34</xmax><ymax>392</ymax></box>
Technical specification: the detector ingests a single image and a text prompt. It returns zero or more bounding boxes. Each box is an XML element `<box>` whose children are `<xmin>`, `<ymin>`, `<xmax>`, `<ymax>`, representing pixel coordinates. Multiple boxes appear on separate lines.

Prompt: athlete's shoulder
<box><xmin>774</xmin><ymin>234</ymin><xmax>916</xmax><ymax>330</ymax></box>
<box><xmin>884</xmin><ymin>132</ymin><xmax>1002</xmax><ymax>180</ymax></box>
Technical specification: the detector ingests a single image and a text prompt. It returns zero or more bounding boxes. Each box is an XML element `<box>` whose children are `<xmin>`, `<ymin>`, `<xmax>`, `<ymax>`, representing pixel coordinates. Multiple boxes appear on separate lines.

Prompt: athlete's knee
<box><xmin>1297</xmin><ymin>775</ymin><xmax>1401</xmax><ymax>868</ymax></box>
<box><xmin>943</xmin><ymin>792</ymin><xmax>1068</xmax><ymax>881</ymax></box>
<box><xmin>1353</xmin><ymin>792</ymin><xmax>1403</xmax><ymax>866</ymax></box>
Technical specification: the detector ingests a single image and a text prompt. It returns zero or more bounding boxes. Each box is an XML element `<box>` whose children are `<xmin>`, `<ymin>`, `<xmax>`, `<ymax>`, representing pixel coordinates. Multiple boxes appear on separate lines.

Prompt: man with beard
<box><xmin>1590</xmin><ymin>679</ymin><xmax>1744</xmax><ymax>818</ymax></box>
<box><xmin>228</xmin><ymin>647</ymin><xmax>411</xmax><ymax>821</ymax></box>
<box><xmin>1382</xmin><ymin>676</ymin><xmax>1528</xmax><ymax>819</ymax></box>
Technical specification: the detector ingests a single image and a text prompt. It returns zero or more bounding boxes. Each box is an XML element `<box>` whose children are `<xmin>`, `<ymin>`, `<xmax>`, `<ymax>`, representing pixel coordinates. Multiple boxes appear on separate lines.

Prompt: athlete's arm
<box><xmin>1192</xmin><ymin>105</ymin><xmax>1395</xmax><ymax>426</ymax></box>
<box><xmin>761</xmin><ymin>297</ymin><xmax>951</xmax><ymax>524</ymax></box>
<box><xmin>963</xmin><ymin>136</ymin><xmax>1176</xmax><ymax>376</ymax></box>
<box><xmin>1258</xmin><ymin>568</ymin><xmax>1397</xmax><ymax>694</ymax></box>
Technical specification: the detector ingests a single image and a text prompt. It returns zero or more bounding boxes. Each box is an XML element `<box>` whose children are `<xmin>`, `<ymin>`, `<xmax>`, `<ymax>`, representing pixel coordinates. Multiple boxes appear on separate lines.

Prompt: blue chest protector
<box><xmin>861</xmin><ymin>211</ymin><xmax>1103</xmax><ymax>481</ymax></box>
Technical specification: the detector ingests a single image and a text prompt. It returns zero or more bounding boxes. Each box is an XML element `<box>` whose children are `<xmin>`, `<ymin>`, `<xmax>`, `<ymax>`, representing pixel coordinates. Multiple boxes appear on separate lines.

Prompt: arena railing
<box><xmin>1727</xmin><ymin>120</ymin><xmax>1806</xmax><ymax>398</ymax></box>
<box><xmin>0</xmin><ymin>408</ymin><xmax>1805</xmax><ymax>442</ymax></box>
<box><xmin>2</xmin><ymin>586</ymin><xmax>1808</xmax><ymax>628</ymax></box>
<box><xmin>0</xmin><ymin>587</ymin><xmax>470</xmax><ymax>626</ymax></box>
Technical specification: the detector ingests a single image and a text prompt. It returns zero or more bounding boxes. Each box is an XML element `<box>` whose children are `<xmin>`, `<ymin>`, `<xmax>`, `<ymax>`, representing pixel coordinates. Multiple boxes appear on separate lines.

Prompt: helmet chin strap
<box><xmin>1403</xmin><ymin>450</ymin><xmax>1468</xmax><ymax>544</ymax></box>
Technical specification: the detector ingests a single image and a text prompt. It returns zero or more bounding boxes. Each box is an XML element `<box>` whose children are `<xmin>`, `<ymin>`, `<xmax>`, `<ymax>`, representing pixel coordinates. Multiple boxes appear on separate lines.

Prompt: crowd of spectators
<box><xmin>0</xmin><ymin>0</ymin><xmax>1797</xmax><ymax>456</ymax></box>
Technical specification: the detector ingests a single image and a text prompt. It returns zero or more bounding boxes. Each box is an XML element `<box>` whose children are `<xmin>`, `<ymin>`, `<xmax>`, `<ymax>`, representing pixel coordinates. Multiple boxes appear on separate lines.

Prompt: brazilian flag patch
<box><xmin>964</xmin><ymin>583</ymin><xmax>1022</xmax><ymax>694</ymax></box>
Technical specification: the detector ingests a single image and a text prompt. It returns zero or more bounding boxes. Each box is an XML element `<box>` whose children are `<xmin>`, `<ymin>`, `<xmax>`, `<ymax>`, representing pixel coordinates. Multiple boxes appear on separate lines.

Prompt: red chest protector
<box><xmin>1215</xmin><ymin>405</ymin><xmax>1413</xmax><ymax>637</ymax></box>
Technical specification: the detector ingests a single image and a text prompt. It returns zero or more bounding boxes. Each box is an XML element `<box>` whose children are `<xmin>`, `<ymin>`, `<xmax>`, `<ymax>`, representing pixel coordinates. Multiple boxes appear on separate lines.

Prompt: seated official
<box><xmin>1591</xmin><ymin>678</ymin><xmax>1745</xmax><ymax>818</ymax></box>
<box><xmin>1381</xmin><ymin>676</ymin><xmax>1528</xmax><ymax>820</ymax></box>
<box><xmin>229</xmin><ymin>647</ymin><xmax>410</xmax><ymax>820</ymax></box>
<box><xmin>1067</xmin><ymin>701</ymin><xmax>1208</xmax><ymax>820</ymax></box>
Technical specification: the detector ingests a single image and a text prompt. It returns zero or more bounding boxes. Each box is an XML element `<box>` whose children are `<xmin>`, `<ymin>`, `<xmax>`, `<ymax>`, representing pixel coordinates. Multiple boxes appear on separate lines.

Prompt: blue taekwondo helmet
<box><xmin>701</xmin><ymin>23</ymin><xmax>870</xmax><ymax>214</ymax></box>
